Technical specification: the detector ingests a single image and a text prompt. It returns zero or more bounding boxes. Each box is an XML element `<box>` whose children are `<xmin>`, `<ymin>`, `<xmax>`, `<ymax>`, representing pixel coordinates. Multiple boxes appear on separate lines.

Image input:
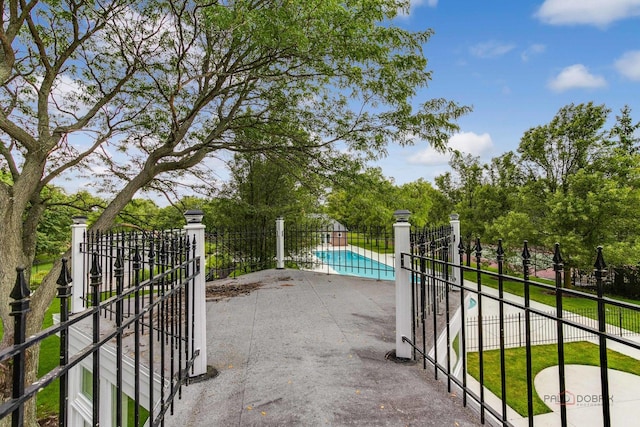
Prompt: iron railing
<box><xmin>0</xmin><ymin>229</ymin><xmax>200</xmax><ymax>427</ymax></box>
<box><xmin>400</xmin><ymin>235</ymin><xmax>640</xmax><ymax>427</ymax></box>
<box><xmin>205</xmin><ymin>223</ymin><xmax>396</xmax><ymax>281</ymax></box>
<box><xmin>466</xmin><ymin>306</ymin><xmax>640</xmax><ymax>351</ymax></box>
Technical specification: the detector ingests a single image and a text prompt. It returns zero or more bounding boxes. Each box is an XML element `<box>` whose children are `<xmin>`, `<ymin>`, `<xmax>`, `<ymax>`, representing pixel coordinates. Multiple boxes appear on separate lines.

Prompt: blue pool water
<box><xmin>315</xmin><ymin>250</ymin><xmax>395</xmax><ymax>281</ymax></box>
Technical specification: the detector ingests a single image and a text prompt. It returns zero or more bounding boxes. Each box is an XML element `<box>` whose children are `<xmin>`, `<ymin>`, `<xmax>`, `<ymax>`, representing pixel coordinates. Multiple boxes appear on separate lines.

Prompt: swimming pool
<box><xmin>314</xmin><ymin>250</ymin><xmax>395</xmax><ymax>281</ymax></box>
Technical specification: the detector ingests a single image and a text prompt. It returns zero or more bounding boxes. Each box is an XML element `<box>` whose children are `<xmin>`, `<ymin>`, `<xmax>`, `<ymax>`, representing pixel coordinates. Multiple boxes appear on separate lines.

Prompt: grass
<box><xmin>463</xmin><ymin>269</ymin><xmax>640</xmax><ymax>333</ymax></box>
<box><xmin>36</xmin><ymin>298</ymin><xmax>61</xmax><ymax>418</ymax></box>
<box><xmin>467</xmin><ymin>341</ymin><xmax>640</xmax><ymax>416</ymax></box>
<box><xmin>347</xmin><ymin>231</ymin><xmax>394</xmax><ymax>254</ymax></box>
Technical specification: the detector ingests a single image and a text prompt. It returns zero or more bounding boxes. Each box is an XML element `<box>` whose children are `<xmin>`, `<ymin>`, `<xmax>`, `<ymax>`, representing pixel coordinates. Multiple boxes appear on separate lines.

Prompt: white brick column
<box><xmin>184</xmin><ymin>210</ymin><xmax>207</xmax><ymax>377</ymax></box>
<box><xmin>394</xmin><ymin>210</ymin><xmax>412</xmax><ymax>359</ymax></box>
<box><xmin>276</xmin><ymin>217</ymin><xmax>284</xmax><ymax>269</ymax></box>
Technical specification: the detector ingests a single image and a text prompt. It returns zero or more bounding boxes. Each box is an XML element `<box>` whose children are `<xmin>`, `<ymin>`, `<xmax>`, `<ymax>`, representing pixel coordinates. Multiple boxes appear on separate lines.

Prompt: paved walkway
<box><xmin>164</xmin><ymin>270</ymin><xmax>481</xmax><ymax>426</ymax></box>
<box><xmin>527</xmin><ymin>365</ymin><xmax>640</xmax><ymax>427</ymax></box>
<box><xmin>462</xmin><ymin>283</ymin><xmax>640</xmax><ymax>426</ymax></box>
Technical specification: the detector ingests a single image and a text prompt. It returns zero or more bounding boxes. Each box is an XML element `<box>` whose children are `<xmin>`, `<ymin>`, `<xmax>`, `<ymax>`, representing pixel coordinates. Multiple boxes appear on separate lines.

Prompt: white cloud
<box><xmin>408</xmin><ymin>132</ymin><xmax>494</xmax><ymax>166</ymax></box>
<box><xmin>548</xmin><ymin>64</ymin><xmax>607</xmax><ymax>92</ymax></box>
<box><xmin>521</xmin><ymin>44</ymin><xmax>546</xmax><ymax>62</ymax></box>
<box><xmin>614</xmin><ymin>51</ymin><xmax>640</xmax><ymax>80</ymax></box>
<box><xmin>397</xmin><ymin>0</ymin><xmax>437</xmax><ymax>17</ymax></box>
<box><xmin>535</xmin><ymin>0</ymin><xmax>640</xmax><ymax>27</ymax></box>
<box><xmin>410</xmin><ymin>0</ymin><xmax>438</xmax><ymax>8</ymax></box>
<box><xmin>469</xmin><ymin>41</ymin><xmax>516</xmax><ymax>58</ymax></box>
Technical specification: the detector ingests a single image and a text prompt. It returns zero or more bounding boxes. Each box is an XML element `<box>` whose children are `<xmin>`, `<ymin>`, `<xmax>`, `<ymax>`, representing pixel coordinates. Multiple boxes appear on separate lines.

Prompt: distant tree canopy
<box><xmin>325</xmin><ymin>167</ymin><xmax>449</xmax><ymax>229</ymax></box>
<box><xmin>437</xmin><ymin>103</ymin><xmax>640</xmax><ymax>280</ymax></box>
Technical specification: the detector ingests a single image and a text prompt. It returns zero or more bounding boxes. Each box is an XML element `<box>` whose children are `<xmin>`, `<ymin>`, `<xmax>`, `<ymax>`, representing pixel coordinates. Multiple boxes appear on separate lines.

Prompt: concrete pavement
<box><xmin>163</xmin><ymin>269</ymin><xmax>481</xmax><ymax>426</ymax></box>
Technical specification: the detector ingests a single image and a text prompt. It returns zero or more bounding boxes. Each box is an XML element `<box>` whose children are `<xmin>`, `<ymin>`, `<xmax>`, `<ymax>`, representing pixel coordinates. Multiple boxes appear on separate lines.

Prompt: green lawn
<box><xmin>37</xmin><ymin>302</ymin><xmax>61</xmax><ymax>418</ymax></box>
<box><xmin>347</xmin><ymin>232</ymin><xmax>394</xmax><ymax>254</ymax></box>
<box><xmin>463</xmin><ymin>269</ymin><xmax>640</xmax><ymax>333</ymax></box>
<box><xmin>467</xmin><ymin>341</ymin><xmax>640</xmax><ymax>416</ymax></box>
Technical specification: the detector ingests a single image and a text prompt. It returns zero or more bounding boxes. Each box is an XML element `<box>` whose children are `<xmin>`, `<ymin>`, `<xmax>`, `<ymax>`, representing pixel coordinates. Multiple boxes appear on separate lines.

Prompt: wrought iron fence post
<box><xmin>473</xmin><ymin>238</ymin><xmax>485</xmax><ymax>424</ymax></box>
<box><xmin>276</xmin><ymin>217</ymin><xmax>285</xmax><ymax>269</ymax></box>
<box><xmin>496</xmin><ymin>240</ymin><xmax>507</xmax><ymax>423</ymax></box>
<box><xmin>114</xmin><ymin>249</ymin><xmax>124</xmax><ymax>427</ymax></box>
<box><xmin>90</xmin><ymin>251</ymin><xmax>102</xmax><ymax>426</ymax></box>
<box><xmin>522</xmin><ymin>241</ymin><xmax>534</xmax><ymax>426</ymax></box>
<box><xmin>595</xmin><ymin>247</ymin><xmax>611</xmax><ymax>427</ymax></box>
<box><xmin>430</xmin><ymin>239</ymin><xmax>437</xmax><ymax>374</ymax></box>
<box><xmin>10</xmin><ymin>268</ymin><xmax>30</xmax><ymax>427</ymax></box>
<box><xmin>553</xmin><ymin>243</ymin><xmax>567</xmax><ymax>427</ymax></box>
<box><xmin>184</xmin><ymin>210</ymin><xmax>208</xmax><ymax>377</ymax></box>
<box><xmin>393</xmin><ymin>209</ymin><xmax>412</xmax><ymax>359</ymax></box>
<box><xmin>71</xmin><ymin>215</ymin><xmax>88</xmax><ymax>313</ymax></box>
<box><xmin>56</xmin><ymin>259</ymin><xmax>72</xmax><ymax>427</ymax></box>
<box><xmin>133</xmin><ymin>245</ymin><xmax>142</xmax><ymax>427</ymax></box>
<box><xmin>457</xmin><ymin>237</ymin><xmax>468</xmax><ymax>406</ymax></box>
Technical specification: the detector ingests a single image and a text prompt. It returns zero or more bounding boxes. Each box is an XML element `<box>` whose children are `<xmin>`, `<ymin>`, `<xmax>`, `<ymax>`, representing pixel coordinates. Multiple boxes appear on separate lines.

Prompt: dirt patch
<box><xmin>206</xmin><ymin>282</ymin><xmax>263</xmax><ymax>301</ymax></box>
<box><xmin>38</xmin><ymin>415</ymin><xmax>57</xmax><ymax>427</ymax></box>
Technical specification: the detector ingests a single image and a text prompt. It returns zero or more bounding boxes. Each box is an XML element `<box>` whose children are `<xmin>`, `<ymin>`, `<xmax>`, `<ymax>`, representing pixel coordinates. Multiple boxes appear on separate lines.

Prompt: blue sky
<box><xmin>375</xmin><ymin>0</ymin><xmax>640</xmax><ymax>184</ymax></box>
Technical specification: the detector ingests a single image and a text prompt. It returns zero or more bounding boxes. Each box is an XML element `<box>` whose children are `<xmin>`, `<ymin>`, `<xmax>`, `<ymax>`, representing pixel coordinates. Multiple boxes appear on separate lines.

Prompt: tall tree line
<box><xmin>437</xmin><ymin>103</ymin><xmax>640</xmax><ymax>282</ymax></box>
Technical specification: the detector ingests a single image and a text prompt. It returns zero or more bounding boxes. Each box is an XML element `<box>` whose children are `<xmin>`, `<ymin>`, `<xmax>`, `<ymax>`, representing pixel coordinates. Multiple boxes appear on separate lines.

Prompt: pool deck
<box><xmin>163</xmin><ymin>269</ymin><xmax>481</xmax><ymax>426</ymax></box>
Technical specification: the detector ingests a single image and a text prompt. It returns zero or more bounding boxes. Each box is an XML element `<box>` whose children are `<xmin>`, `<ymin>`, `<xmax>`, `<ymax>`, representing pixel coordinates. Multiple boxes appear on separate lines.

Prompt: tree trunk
<box><xmin>564</xmin><ymin>266</ymin><xmax>573</xmax><ymax>289</ymax></box>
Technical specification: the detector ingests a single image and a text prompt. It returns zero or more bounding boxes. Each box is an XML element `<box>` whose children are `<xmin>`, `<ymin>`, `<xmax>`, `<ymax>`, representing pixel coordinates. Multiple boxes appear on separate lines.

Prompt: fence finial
<box><xmin>496</xmin><ymin>239</ymin><xmax>504</xmax><ymax>260</ymax></box>
<box><xmin>90</xmin><ymin>251</ymin><xmax>102</xmax><ymax>277</ymax></box>
<box><xmin>521</xmin><ymin>240</ymin><xmax>531</xmax><ymax>262</ymax></box>
<box><xmin>133</xmin><ymin>245</ymin><xmax>141</xmax><ymax>271</ymax></box>
<box><xmin>57</xmin><ymin>258</ymin><xmax>73</xmax><ymax>288</ymax></box>
<box><xmin>148</xmin><ymin>236</ymin><xmax>156</xmax><ymax>262</ymax></box>
<box><xmin>473</xmin><ymin>237</ymin><xmax>482</xmax><ymax>256</ymax></box>
<box><xmin>553</xmin><ymin>243</ymin><xmax>563</xmax><ymax>270</ymax></box>
<box><xmin>594</xmin><ymin>246</ymin><xmax>607</xmax><ymax>272</ymax></box>
<box><xmin>10</xmin><ymin>267</ymin><xmax>30</xmax><ymax>301</ymax></box>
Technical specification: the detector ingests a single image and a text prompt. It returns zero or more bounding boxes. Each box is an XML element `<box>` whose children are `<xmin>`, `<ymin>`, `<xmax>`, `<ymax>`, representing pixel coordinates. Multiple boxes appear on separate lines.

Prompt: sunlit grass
<box><xmin>463</xmin><ymin>270</ymin><xmax>640</xmax><ymax>333</ymax></box>
<box><xmin>467</xmin><ymin>341</ymin><xmax>640</xmax><ymax>416</ymax></box>
<box><xmin>347</xmin><ymin>232</ymin><xmax>394</xmax><ymax>254</ymax></box>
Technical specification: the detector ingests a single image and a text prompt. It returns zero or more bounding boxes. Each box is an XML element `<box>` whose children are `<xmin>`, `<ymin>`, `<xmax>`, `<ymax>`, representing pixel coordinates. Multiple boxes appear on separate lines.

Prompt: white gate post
<box><xmin>70</xmin><ymin>215</ymin><xmax>88</xmax><ymax>313</ymax></box>
<box><xmin>450</xmin><ymin>213</ymin><xmax>462</xmax><ymax>287</ymax></box>
<box><xmin>394</xmin><ymin>210</ymin><xmax>412</xmax><ymax>359</ymax></box>
<box><xmin>184</xmin><ymin>210</ymin><xmax>207</xmax><ymax>377</ymax></box>
<box><xmin>276</xmin><ymin>217</ymin><xmax>284</xmax><ymax>269</ymax></box>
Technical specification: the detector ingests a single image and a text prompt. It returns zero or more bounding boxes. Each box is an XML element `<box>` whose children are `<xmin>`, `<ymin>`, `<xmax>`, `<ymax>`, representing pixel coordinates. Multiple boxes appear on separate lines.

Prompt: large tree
<box><xmin>490</xmin><ymin>104</ymin><xmax>640</xmax><ymax>284</ymax></box>
<box><xmin>0</xmin><ymin>2</ymin><xmax>467</xmax><ymax>418</ymax></box>
<box><xmin>215</xmin><ymin>150</ymin><xmax>322</xmax><ymax>228</ymax></box>
<box><xmin>518</xmin><ymin>102</ymin><xmax>609</xmax><ymax>195</ymax></box>
<box><xmin>435</xmin><ymin>152</ymin><xmax>486</xmax><ymax>263</ymax></box>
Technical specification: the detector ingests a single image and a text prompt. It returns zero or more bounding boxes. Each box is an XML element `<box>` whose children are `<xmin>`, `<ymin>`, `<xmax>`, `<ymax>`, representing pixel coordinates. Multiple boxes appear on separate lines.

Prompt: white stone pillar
<box><xmin>70</xmin><ymin>215</ymin><xmax>88</xmax><ymax>313</ymax></box>
<box><xmin>450</xmin><ymin>213</ymin><xmax>462</xmax><ymax>288</ymax></box>
<box><xmin>394</xmin><ymin>210</ymin><xmax>412</xmax><ymax>359</ymax></box>
<box><xmin>183</xmin><ymin>210</ymin><xmax>207</xmax><ymax>377</ymax></box>
<box><xmin>276</xmin><ymin>217</ymin><xmax>285</xmax><ymax>269</ymax></box>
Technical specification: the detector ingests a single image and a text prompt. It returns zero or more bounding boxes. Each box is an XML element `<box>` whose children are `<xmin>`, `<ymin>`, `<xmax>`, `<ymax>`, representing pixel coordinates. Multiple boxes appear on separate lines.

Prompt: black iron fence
<box><xmin>205</xmin><ymin>226</ymin><xmax>278</xmax><ymax>280</ymax></box>
<box><xmin>400</xmin><ymin>234</ymin><xmax>640</xmax><ymax>427</ymax></box>
<box><xmin>573</xmin><ymin>266</ymin><xmax>640</xmax><ymax>300</ymax></box>
<box><xmin>467</xmin><ymin>306</ymin><xmax>640</xmax><ymax>351</ymax></box>
<box><xmin>0</xmin><ymin>228</ymin><xmax>200</xmax><ymax>426</ymax></box>
<box><xmin>205</xmin><ymin>222</ymin><xmax>396</xmax><ymax>282</ymax></box>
